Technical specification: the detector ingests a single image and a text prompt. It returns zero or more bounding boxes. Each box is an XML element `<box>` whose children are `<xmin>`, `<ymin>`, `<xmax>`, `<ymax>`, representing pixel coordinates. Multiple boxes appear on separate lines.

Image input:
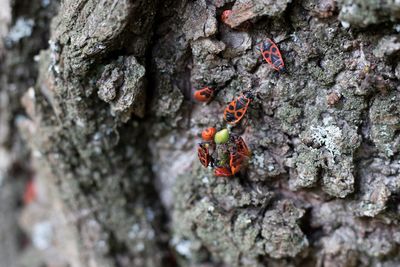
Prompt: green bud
<box><xmin>214</xmin><ymin>129</ymin><xmax>229</xmax><ymax>144</ymax></box>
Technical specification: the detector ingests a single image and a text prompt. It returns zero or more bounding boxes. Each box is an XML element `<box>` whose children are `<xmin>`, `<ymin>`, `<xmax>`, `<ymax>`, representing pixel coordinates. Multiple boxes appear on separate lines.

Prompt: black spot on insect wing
<box><xmin>225</xmin><ymin>112</ymin><xmax>236</xmax><ymax>122</ymax></box>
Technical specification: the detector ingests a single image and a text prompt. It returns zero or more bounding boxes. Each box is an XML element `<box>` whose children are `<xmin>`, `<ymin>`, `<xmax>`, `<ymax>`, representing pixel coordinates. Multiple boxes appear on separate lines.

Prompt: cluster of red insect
<box><xmin>194</xmin><ymin>38</ymin><xmax>285</xmax><ymax>177</ymax></box>
<box><xmin>197</xmin><ymin>127</ymin><xmax>251</xmax><ymax>177</ymax></box>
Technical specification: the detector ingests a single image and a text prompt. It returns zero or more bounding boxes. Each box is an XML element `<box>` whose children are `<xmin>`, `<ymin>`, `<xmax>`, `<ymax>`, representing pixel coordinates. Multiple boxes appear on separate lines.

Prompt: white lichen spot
<box><xmin>53</xmin><ymin>65</ymin><xmax>60</xmax><ymax>74</ymax></box>
<box><xmin>135</xmin><ymin>242</ymin><xmax>145</xmax><ymax>252</ymax></box>
<box><xmin>128</xmin><ymin>224</ymin><xmax>141</xmax><ymax>239</ymax></box>
<box><xmin>48</xmin><ymin>40</ymin><xmax>61</xmax><ymax>74</ymax></box>
<box><xmin>28</xmin><ymin>87</ymin><xmax>35</xmax><ymax>99</ymax></box>
<box><xmin>96</xmin><ymin>240</ymin><xmax>107</xmax><ymax>252</ymax></box>
<box><xmin>145</xmin><ymin>208</ymin><xmax>155</xmax><ymax>221</ymax></box>
<box><xmin>175</xmin><ymin>239</ymin><xmax>192</xmax><ymax>257</ymax></box>
<box><xmin>147</xmin><ymin>229</ymin><xmax>155</xmax><ymax>239</ymax></box>
<box><xmin>32</xmin><ymin>150</ymin><xmax>42</xmax><ymax>158</ymax></box>
<box><xmin>310</xmin><ymin>118</ymin><xmax>343</xmax><ymax>159</ymax></box>
<box><xmin>267</xmin><ymin>164</ymin><xmax>275</xmax><ymax>171</ymax></box>
<box><xmin>93</xmin><ymin>132</ymin><xmax>102</xmax><ymax>142</ymax></box>
<box><xmin>32</xmin><ymin>221</ymin><xmax>53</xmax><ymax>250</ymax></box>
<box><xmin>75</xmin><ymin>118</ymin><xmax>85</xmax><ymax>128</ymax></box>
<box><xmin>326</xmin><ymin>27</ymin><xmax>336</xmax><ymax>39</ymax></box>
<box><xmin>169</xmin><ymin>135</ymin><xmax>176</xmax><ymax>144</ymax></box>
<box><xmin>202</xmin><ymin>176</ymin><xmax>209</xmax><ymax>184</ymax></box>
<box><xmin>6</xmin><ymin>18</ymin><xmax>34</xmax><ymax>45</ymax></box>
<box><xmin>290</xmin><ymin>32</ymin><xmax>299</xmax><ymax>43</ymax></box>
<box><xmin>208</xmin><ymin>205</ymin><xmax>215</xmax><ymax>212</ymax></box>
<box><xmin>253</xmin><ymin>152</ymin><xmax>264</xmax><ymax>169</ymax></box>
<box><xmin>383</xmin><ymin>144</ymin><xmax>394</xmax><ymax>157</ymax></box>
<box><xmin>341</xmin><ymin>21</ymin><xmax>350</xmax><ymax>28</ymax></box>
<box><xmin>96</xmin><ymin>43</ymin><xmax>106</xmax><ymax>50</ymax></box>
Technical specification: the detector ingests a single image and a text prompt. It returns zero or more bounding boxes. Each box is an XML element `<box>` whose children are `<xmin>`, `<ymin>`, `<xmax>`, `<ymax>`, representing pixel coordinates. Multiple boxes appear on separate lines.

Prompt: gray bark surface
<box><xmin>1</xmin><ymin>0</ymin><xmax>400</xmax><ymax>266</ymax></box>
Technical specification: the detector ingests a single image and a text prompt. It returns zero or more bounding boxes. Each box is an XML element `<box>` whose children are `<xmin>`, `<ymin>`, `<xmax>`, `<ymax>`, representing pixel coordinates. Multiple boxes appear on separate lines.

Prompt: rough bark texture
<box><xmin>1</xmin><ymin>0</ymin><xmax>400</xmax><ymax>266</ymax></box>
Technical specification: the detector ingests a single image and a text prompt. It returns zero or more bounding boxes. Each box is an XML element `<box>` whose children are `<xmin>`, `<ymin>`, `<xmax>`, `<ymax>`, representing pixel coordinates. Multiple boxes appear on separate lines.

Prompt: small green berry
<box><xmin>214</xmin><ymin>129</ymin><xmax>229</xmax><ymax>144</ymax></box>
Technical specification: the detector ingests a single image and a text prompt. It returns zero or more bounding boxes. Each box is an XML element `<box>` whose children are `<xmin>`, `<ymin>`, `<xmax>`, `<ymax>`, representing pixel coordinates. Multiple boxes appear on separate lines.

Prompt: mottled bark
<box><xmin>1</xmin><ymin>0</ymin><xmax>400</xmax><ymax>266</ymax></box>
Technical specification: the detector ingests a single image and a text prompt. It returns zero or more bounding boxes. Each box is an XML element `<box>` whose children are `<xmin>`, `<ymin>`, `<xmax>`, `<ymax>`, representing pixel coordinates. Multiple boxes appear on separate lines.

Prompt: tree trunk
<box><xmin>1</xmin><ymin>0</ymin><xmax>400</xmax><ymax>266</ymax></box>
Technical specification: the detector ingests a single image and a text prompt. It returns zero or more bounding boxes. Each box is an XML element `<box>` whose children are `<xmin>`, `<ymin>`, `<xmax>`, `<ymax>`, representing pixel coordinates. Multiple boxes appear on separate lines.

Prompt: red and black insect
<box><xmin>194</xmin><ymin>87</ymin><xmax>216</xmax><ymax>103</ymax></box>
<box><xmin>233</xmin><ymin>136</ymin><xmax>251</xmax><ymax>157</ymax></box>
<box><xmin>214</xmin><ymin>166</ymin><xmax>233</xmax><ymax>177</ymax></box>
<box><xmin>228</xmin><ymin>137</ymin><xmax>251</xmax><ymax>175</ymax></box>
<box><xmin>229</xmin><ymin>149</ymin><xmax>245</xmax><ymax>175</ymax></box>
<box><xmin>260</xmin><ymin>38</ymin><xmax>286</xmax><ymax>73</ymax></box>
<box><xmin>224</xmin><ymin>91</ymin><xmax>254</xmax><ymax>125</ymax></box>
<box><xmin>198</xmin><ymin>143</ymin><xmax>213</xmax><ymax>168</ymax></box>
<box><xmin>201</xmin><ymin>127</ymin><xmax>217</xmax><ymax>142</ymax></box>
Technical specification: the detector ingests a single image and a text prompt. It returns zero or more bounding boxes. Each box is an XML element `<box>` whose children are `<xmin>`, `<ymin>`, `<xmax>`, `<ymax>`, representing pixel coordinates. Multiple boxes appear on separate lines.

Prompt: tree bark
<box><xmin>1</xmin><ymin>0</ymin><xmax>400</xmax><ymax>266</ymax></box>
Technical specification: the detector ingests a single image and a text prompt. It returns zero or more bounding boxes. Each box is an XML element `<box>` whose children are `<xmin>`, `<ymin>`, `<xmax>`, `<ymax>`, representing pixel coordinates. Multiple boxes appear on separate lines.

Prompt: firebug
<box><xmin>201</xmin><ymin>127</ymin><xmax>217</xmax><ymax>142</ymax></box>
<box><xmin>223</xmin><ymin>91</ymin><xmax>254</xmax><ymax>125</ymax></box>
<box><xmin>229</xmin><ymin>149</ymin><xmax>245</xmax><ymax>175</ymax></box>
<box><xmin>214</xmin><ymin>166</ymin><xmax>233</xmax><ymax>177</ymax></box>
<box><xmin>194</xmin><ymin>87</ymin><xmax>215</xmax><ymax>103</ymax></box>
<box><xmin>198</xmin><ymin>143</ymin><xmax>213</xmax><ymax>168</ymax></box>
<box><xmin>233</xmin><ymin>136</ymin><xmax>251</xmax><ymax>157</ymax></box>
<box><xmin>260</xmin><ymin>38</ymin><xmax>286</xmax><ymax>73</ymax></box>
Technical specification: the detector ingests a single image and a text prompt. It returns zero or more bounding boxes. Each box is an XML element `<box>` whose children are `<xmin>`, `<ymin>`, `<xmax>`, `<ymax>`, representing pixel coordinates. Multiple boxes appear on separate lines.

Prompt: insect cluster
<box><xmin>198</xmin><ymin>128</ymin><xmax>251</xmax><ymax>177</ymax></box>
<box><xmin>194</xmin><ymin>37</ymin><xmax>286</xmax><ymax>177</ymax></box>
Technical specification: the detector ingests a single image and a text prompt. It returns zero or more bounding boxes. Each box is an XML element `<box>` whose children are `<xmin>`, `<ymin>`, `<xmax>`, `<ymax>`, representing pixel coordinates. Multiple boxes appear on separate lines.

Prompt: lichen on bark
<box><xmin>1</xmin><ymin>0</ymin><xmax>400</xmax><ymax>266</ymax></box>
